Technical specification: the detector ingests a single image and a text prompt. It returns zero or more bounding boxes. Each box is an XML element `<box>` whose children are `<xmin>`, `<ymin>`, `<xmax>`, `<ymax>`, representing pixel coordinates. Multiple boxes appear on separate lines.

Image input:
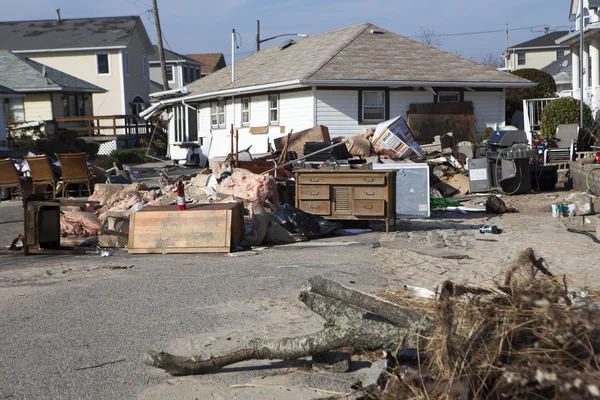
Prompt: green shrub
<box><xmin>482</xmin><ymin>127</ymin><xmax>494</xmax><ymax>142</ymax></box>
<box><xmin>36</xmin><ymin>130</ymin><xmax>99</xmax><ymax>157</ymax></box>
<box><xmin>138</xmin><ymin>129</ymin><xmax>168</xmax><ymax>158</ymax></box>
<box><xmin>112</xmin><ymin>148</ymin><xmax>148</xmax><ymax>165</ymax></box>
<box><xmin>506</xmin><ymin>69</ymin><xmax>557</xmax><ymax>121</ymax></box>
<box><xmin>539</xmin><ymin>98</ymin><xmax>592</xmax><ymax>139</ymax></box>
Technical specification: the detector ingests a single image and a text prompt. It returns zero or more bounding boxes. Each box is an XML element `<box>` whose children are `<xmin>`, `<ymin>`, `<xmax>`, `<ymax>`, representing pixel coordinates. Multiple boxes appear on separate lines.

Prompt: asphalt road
<box><xmin>0</xmin><ymin>200</ymin><xmax>390</xmax><ymax>399</ymax></box>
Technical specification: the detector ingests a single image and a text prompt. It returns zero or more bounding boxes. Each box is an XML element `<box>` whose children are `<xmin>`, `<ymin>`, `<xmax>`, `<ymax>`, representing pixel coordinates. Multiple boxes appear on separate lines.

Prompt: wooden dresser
<box><xmin>295</xmin><ymin>169</ymin><xmax>396</xmax><ymax>233</ymax></box>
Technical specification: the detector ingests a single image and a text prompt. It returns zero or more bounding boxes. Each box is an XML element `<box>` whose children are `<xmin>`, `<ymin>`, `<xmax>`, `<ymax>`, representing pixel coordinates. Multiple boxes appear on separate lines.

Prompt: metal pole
<box><xmin>151</xmin><ymin>0</ymin><xmax>169</xmax><ymax>91</ymax></box>
<box><xmin>580</xmin><ymin>0</ymin><xmax>585</xmax><ymax>130</ymax></box>
<box><xmin>231</xmin><ymin>29</ymin><xmax>235</xmax><ymax>83</ymax></box>
<box><xmin>256</xmin><ymin>20</ymin><xmax>261</xmax><ymax>51</ymax></box>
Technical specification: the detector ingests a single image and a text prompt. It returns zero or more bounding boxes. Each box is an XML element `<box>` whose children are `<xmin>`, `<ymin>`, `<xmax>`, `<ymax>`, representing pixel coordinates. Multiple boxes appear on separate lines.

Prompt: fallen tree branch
<box><xmin>144</xmin><ymin>278</ymin><xmax>434</xmax><ymax>376</ymax></box>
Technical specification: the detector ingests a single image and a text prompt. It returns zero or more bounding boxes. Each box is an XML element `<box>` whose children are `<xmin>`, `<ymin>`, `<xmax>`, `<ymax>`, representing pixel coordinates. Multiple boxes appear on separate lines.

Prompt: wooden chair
<box><xmin>56</xmin><ymin>152</ymin><xmax>93</xmax><ymax>198</ymax></box>
<box><xmin>24</xmin><ymin>155</ymin><xmax>58</xmax><ymax>198</ymax></box>
<box><xmin>0</xmin><ymin>158</ymin><xmax>22</xmax><ymax>202</ymax></box>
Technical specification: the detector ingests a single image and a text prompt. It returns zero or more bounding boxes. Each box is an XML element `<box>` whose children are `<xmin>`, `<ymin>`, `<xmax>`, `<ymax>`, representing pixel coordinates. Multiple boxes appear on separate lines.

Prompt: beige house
<box><xmin>504</xmin><ymin>31</ymin><xmax>571</xmax><ymax>71</ymax></box>
<box><xmin>0</xmin><ymin>15</ymin><xmax>154</xmax><ymax>118</ymax></box>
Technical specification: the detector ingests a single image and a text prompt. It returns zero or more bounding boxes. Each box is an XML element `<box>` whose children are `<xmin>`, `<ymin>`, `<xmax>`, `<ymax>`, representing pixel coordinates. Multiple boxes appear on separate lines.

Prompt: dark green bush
<box><xmin>539</xmin><ymin>98</ymin><xmax>592</xmax><ymax>139</ymax></box>
<box><xmin>506</xmin><ymin>69</ymin><xmax>557</xmax><ymax>121</ymax></box>
<box><xmin>112</xmin><ymin>148</ymin><xmax>148</xmax><ymax>165</ymax></box>
<box><xmin>482</xmin><ymin>127</ymin><xmax>494</xmax><ymax>142</ymax></box>
<box><xmin>138</xmin><ymin>129</ymin><xmax>168</xmax><ymax>158</ymax></box>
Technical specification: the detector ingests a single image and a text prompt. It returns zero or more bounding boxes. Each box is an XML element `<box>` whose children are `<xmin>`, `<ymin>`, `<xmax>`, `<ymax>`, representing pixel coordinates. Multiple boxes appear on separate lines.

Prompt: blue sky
<box><xmin>3</xmin><ymin>0</ymin><xmax>572</xmax><ymax>65</ymax></box>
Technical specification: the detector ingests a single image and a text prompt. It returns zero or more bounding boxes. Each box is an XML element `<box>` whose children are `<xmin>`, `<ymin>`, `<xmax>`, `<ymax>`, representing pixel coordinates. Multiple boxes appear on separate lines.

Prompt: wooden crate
<box><xmin>128</xmin><ymin>202</ymin><xmax>244</xmax><ymax>254</ymax></box>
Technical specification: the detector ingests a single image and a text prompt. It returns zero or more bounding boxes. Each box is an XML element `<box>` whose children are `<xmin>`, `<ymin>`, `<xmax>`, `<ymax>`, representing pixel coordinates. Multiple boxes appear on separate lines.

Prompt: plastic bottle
<box><xmin>479</xmin><ymin>225</ymin><xmax>503</xmax><ymax>234</ymax></box>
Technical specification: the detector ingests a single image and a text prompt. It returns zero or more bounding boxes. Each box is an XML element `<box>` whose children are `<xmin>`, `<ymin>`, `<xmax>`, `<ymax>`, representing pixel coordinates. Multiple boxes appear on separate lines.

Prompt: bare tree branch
<box><xmin>416</xmin><ymin>26</ymin><xmax>442</xmax><ymax>48</ymax></box>
<box><xmin>481</xmin><ymin>52</ymin><xmax>504</xmax><ymax>68</ymax></box>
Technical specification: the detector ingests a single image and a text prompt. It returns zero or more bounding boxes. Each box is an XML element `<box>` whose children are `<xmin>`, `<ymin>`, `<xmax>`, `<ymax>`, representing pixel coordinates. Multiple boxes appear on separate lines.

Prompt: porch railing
<box><xmin>54</xmin><ymin>115</ymin><xmax>153</xmax><ymax>137</ymax></box>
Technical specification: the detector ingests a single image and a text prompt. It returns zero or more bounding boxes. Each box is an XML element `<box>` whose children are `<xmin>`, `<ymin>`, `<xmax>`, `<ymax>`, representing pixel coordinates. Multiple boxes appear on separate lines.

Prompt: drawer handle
<box><xmin>310</xmin><ymin>204</ymin><xmax>321</xmax><ymax>209</ymax></box>
<box><xmin>364</xmin><ymin>178</ymin><xmax>374</xmax><ymax>182</ymax></box>
<box><xmin>365</xmin><ymin>191</ymin><xmax>375</xmax><ymax>196</ymax></box>
<box><xmin>310</xmin><ymin>191</ymin><xmax>320</xmax><ymax>196</ymax></box>
<box><xmin>363</xmin><ymin>205</ymin><xmax>375</xmax><ymax>210</ymax></box>
<box><xmin>310</xmin><ymin>178</ymin><xmax>320</xmax><ymax>182</ymax></box>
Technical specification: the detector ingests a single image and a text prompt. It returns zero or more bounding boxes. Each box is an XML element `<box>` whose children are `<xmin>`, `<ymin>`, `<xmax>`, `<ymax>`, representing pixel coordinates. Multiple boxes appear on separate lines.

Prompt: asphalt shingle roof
<box><xmin>509</xmin><ymin>31</ymin><xmax>570</xmax><ymax>49</ymax></box>
<box><xmin>184</xmin><ymin>53</ymin><xmax>226</xmax><ymax>73</ymax></box>
<box><xmin>149</xmin><ymin>45</ymin><xmax>204</xmax><ymax>65</ymax></box>
<box><xmin>0</xmin><ymin>50</ymin><xmax>105</xmax><ymax>93</ymax></box>
<box><xmin>541</xmin><ymin>54</ymin><xmax>571</xmax><ymax>77</ymax></box>
<box><xmin>184</xmin><ymin>23</ymin><xmax>531</xmax><ymax>97</ymax></box>
<box><xmin>0</xmin><ymin>84</ymin><xmax>19</xmax><ymax>95</ymax></box>
<box><xmin>0</xmin><ymin>16</ymin><xmax>142</xmax><ymax>51</ymax></box>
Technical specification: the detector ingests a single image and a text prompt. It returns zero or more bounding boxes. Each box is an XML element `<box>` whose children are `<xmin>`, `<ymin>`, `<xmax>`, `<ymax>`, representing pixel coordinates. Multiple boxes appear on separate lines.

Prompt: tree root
<box><xmin>144</xmin><ymin>277</ymin><xmax>434</xmax><ymax>376</ymax></box>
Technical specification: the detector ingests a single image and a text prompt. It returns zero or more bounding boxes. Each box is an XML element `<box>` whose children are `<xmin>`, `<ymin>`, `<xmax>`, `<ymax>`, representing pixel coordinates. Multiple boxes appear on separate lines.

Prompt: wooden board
<box><xmin>407</xmin><ymin>102</ymin><xmax>476</xmax><ymax>145</ymax></box>
<box><xmin>128</xmin><ymin>203</ymin><xmax>244</xmax><ymax>254</ymax></box>
<box><xmin>273</xmin><ymin>125</ymin><xmax>331</xmax><ymax>157</ymax></box>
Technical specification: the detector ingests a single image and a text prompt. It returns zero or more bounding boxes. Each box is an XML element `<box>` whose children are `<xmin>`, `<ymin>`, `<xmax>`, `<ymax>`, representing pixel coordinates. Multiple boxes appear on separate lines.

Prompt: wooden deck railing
<box><xmin>54</xmin><ymin>115</ymin><xmax>154</xmax><ymax>137</ymax></box>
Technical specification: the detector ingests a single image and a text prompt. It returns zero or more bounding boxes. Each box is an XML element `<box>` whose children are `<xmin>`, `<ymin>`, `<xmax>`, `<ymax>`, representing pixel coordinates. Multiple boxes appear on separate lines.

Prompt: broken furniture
<box><xmin>128</xmin><ymin>202</ymin><xmax>244</xmax><ymax>254</ymax></box>
<box><xmin>295</xmin><ymin>169</ymin><xmax>396</xmax><ymax>233</ymax></box>
<box><xmin>479</xmin><ymin>130</ymin><xmax>536</xmax><ymax>194</ymax></box>
<box><xmin>98</xmin><ymin>212</ymin><xmax>129</xmax><ymax>248</ymax></box>
<box><xmin>273</xmin><ymin>125</ymin><xmax>331</xmax><ymax>157</ymax></box>
<box><xmin>372</xmin><ymin>163</ymin><xmax>430</xmax><ymax>218</ymax></box>
<box><xmin>0</xmin><ymin>158</ymin><xmax>22</xmax><ymax>202</ymax></box>
<box><xmin>544</xmin><ymin>123</ymin><xmax>578</xmax><ymax>166</ymax></box>
<box><xmin>24</xmin><ymin>155</ymin><xmax>58</xmax><ymax>198</ymax></box>
<box><xmin>56</xmin><ymin>152</ymin><xmax>94</xmax><ymax>197</ymax></box>
<box><xmin>23</xmin><ymin>197</ymin><xmax>100</xmax><ymax>255</ymax></box>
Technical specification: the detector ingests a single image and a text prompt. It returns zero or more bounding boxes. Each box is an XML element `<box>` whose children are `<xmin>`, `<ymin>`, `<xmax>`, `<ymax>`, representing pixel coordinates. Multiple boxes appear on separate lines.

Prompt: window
<box><xmin>556</xmin><ymin>50</ymin><xmax>565</xmax><ymax>60</ymax></box>
<box><xmin>166</xmin><ymin>65</ymin><xmax>174</xmax><ymax>82</ymax></box>
<box><xmin>142</xmin><ymin>55</ymin><xmax>148</xmax><ymax>78</ymax></box>
<box><xmin>4</xmin><ymin>98</ymin><xmax>24</xmax><ymax>123</ymax></box>
<box><xmin>96</xmin><ymin>53</ymin><xmax>110</xmax><ymax>75</ymax></box>
<box><xmin>517</xmin><ymin>52</ymin><xmax>526</xmax><ymax>66</ymax></box>
<box><xmin>438</xmin><ymin>91</ymin><xmax>460</xmax><ymax>103</ymax></box>
<box><xmin>241</xmin><ymin>97</ymin><xmax>250</xmax><ymax>126</ymax></box>
<box><xmin>183</xmin><ymin>66</ymin><xmax>188</xmax><ymax>84</ymax></box>
<box><xmin>269</xmin><ymin>94</ymin><xmax>279</xmax><ymax>124</ymax></box>
<box><xmin>124</xmin><ymin>52</ymin><xmax>129</xmax><ymax>76</ymax></box>
<box><xmin>130</xmin><ymin>96</ymin><xmax>146</xmax><ymax>115</ymax></box>
<box><xmin>173</xmin><ymin>105</ymin><xmax>199</xmax><ymax>143</ymax></box>
<box><xmin>362</xmin><ymin>90</ymin><xmax>385</xmax><ymax>121</ymax></box>
<box><xmin>211</xmin><ymin>101</ymin><xmax>225</xmax><ymax>127</ymax></box>
<box><xmin>63</xmin><ymin>94</ymin><xmax>86</xmax><ymax>117</ymax></box>
<box><xmin>195</xmin><ymin>68</ymin><xmax>200</xmax><ymax>81</ymax></box>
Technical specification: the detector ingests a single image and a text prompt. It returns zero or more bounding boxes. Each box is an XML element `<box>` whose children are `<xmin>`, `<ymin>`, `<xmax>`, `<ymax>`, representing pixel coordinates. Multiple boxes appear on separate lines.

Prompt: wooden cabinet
<box><xmin>295</xmin><ymin>169</ymin><xmax>396</xmax><ymax>233</ymax></box>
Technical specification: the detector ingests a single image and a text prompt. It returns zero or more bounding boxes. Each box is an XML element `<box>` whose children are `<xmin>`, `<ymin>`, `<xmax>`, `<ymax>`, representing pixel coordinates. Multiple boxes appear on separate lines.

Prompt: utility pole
<box><xmin>152</xmin><ymin>0</ymin><xmax>169</xmax><ymax>91</ymax></box>
<box><xmin>232</xmin><ymin>29</ymin><xmax>236</xmax><ymax>83</ymax></box>
<box><xmin>505</xmin><ymin>23</ymin><xmax>509</xmax><ymax>70</ymax></box>
<box><xmin>580</xmin><ymin>0</ymin><xmax>584</xmax><ymax>130</ymax></box>
<box><xmin>256</xmin><ymin>20</ymin><xmax>261</xmax><ymax>52</ymax></box>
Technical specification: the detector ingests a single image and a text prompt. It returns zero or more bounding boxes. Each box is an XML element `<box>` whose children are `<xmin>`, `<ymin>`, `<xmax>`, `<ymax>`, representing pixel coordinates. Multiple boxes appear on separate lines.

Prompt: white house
<box><xmin>144</xmin><ymin>23</ymin><xmax>534</xmax><ymax>164</ymax></box>
<box><xmin>149</xmin><ymin>46</ymin><xmax>204</xmax><ymax>92</ymax></box>
<box><xmin>556</xmin><ymin>0</ymin><xmax>600</xmax><ymax>113</ymax></box>
<box><xmin>0</xmin><ymin>14</ymin><xmax>155</xmax><ymax>117</ymax></box>
<box><xmin>504</xmin><ymin>31</ymin><xmax>571</xmax><ymax>71</ymax></box>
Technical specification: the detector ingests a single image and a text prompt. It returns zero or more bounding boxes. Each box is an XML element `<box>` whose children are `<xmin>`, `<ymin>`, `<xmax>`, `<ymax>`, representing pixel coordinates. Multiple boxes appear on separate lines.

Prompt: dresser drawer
<box><xmin>299</xmin><ymin>200</ymin><xmax>331</xmax><ymax>215</ymax></box>
<box><xmin>298</xmin><ymin>185</ymin><xmax>330</xmax><ymax>200</ymax></box>
<box><xmin>298</xmin><ymin>174</ymin><xmax>386</xmax><ymax>185</ymax></box>
<box><xmin>354</xmin><ymin>200</ymin><xmax>385</xmax><ymax>216</ymax></box>
<box><xmin>353</xmin><ymin>186</ymin><xmax>386</xmax><ymax>200</ymax></box>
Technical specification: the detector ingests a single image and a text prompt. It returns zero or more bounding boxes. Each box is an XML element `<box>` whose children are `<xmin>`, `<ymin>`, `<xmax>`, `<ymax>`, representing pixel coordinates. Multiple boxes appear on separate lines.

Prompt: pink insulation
<box><xmin>60</xmin><ymin>211</ymin><xmax>102</xmax><ymax>236</ymax></box>
<box><xmin>218</xmin><ymin>169</ymin><xmax>276</xmax><ymax>205</ymax></box>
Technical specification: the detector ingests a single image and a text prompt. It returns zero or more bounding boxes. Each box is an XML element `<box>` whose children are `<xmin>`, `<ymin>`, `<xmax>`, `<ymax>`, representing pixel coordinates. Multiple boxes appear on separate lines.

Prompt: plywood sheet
<box><xmin>407</xmin><ymin>102</ymin><xmax>476</xmax><ymax>145</ymax></box>
<box><xmin>273</xmin><ymin>125</ymin><xmax>331</xmax><ymax>156</ymax></box>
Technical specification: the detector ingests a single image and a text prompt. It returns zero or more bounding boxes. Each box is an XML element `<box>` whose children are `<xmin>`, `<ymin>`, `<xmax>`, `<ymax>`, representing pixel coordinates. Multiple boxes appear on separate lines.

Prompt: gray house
<box><xmin>149</xmin><ymin>46</ymin><xmax>204</xmax><ymax>92</ymax></box>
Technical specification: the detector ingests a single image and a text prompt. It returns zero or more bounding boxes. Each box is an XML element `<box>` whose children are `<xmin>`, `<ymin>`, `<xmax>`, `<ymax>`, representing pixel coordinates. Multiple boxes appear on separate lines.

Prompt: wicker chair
<box><xmin>24</xmin><ymin>155</ymin><xmax>58</xmax><ymax>198</ymax></box>
<box><xmin>0</xmin><ymin>158</ymin><xmax>22</xmax><ymax>202</ymax></box>
<box><xmin>56</xmin><ymin>152</ymin><xmax>93</xmax><ymax>197</ymax></box>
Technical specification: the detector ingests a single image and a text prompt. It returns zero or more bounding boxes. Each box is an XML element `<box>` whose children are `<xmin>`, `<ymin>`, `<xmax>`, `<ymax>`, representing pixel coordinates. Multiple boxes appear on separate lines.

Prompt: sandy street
<box><xmin>0</xmin><ymin>191</ymin><xmax>598</xmax><ymax>399</ymax></box>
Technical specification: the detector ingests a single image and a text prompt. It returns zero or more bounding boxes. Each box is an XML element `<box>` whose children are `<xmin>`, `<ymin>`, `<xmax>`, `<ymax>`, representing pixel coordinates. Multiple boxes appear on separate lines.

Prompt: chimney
<box><xmin>56</xmin><ymin>9</ymin><xmax>62</xmax><ymax>23</ymax></box>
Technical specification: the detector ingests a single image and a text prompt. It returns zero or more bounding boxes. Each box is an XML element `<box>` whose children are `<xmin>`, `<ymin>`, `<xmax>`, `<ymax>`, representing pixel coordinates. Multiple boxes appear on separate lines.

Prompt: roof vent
<box><xmin>279</xmin><ymin>39</ymin><xmax>295</xmax><ymax>50</ymax></box>
<box><xmin>370</xmin><ymin>29</ymin><xmax>384</xmax><ymax>34</ymax></box>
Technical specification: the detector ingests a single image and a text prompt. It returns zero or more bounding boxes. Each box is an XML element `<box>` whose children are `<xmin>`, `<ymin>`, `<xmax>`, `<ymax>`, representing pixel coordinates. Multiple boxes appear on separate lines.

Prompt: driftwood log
<box><xmin>143</xmin><ymin>276</ymin><xmax>434</xmax><ymax>376</ymax></box>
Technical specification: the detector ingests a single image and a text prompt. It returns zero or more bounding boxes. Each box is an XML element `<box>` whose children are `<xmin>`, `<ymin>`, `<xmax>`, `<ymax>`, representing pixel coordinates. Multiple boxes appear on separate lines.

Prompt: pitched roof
<box><xmin>541</xmin><ymin>54</ymin><xmax>572</xmax><ymax>77</ymax></box>
<box><xmin>0</xmin><ymin>50</ymin><xmax>105</xmax><ymax>93</ymax></box>
<box><xmin>509</xmin><ymin>31</ymin><xmax>570</xmax><ymax>50</ymax></box>
<box><xmin>149</xmin><ymin>45</ymin><xmax>204</xmax><ymax>66</ymax></box>
<box><xmin>0</xmin><ymin>84</ymin><xmax>19</xmax><ymax>95</ymax></box>
<box><xmin>0</xmin><ymin>16</ymin><xmax>147</xmax><ymax>52</ymax></box>
<box><xmin>184</xmin><ymin>53</ymin><xmax>226</xmax><ymax>73</ymax></box>
<box><xmin>183</xmin><ymin>23</ymin><xmax>532</xmax><ymax>98</ymax></box>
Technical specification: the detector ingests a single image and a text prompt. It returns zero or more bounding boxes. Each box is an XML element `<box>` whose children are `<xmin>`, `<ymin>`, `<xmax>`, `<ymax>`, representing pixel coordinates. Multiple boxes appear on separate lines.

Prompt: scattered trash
<box><xmin>479</xmin><ymin>225</ymin><xmax>503</xmax><ymax>234</ymax></box>
<box><xmin>404</xmin><ymin>285</ymin><xmax>436</xmax><ymax>299</ymax></box>
<box><xmin>227</xmin><ymin>251</ymin><xmax>258</xmax><ymax>257</ymax></box>
<box><xmin>334</xmin><ymin>229</ymin><xmax>372</xmax><ymax>236</ymax></box>
<box><xmin>97</xmin><ymin>246</ymin><xmax>113</xmax><ymax>257</ymax></box>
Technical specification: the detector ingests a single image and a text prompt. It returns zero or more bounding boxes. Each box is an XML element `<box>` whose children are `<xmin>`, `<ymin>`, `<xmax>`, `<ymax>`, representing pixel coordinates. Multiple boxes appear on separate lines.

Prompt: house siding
<box><xmin>23</xmin><ymin>93</ymin><xmax>53</xmax><ymax>121</ymax></box>
<box><xmin>464</xmin><ymin>91</ymin><xmax>506</xmax><ymax>140</ymax></box>
<box><xmin>279</xmin><ymin>90</ymin><xmax>313</xmax><ymax>133</ymax></box>
<box><xmin>316</xmin><ymin>89</ymin><xmax>364</xmax><ymax>137</ymax></box>
<box><xmin>122</xmin><ymin>25</ymin><xmax>151</xmax><ymax>113</ymax></box>
<box><xmin>390</xmin><ymin>91</ymin><xmax>434</xmax><ymax>119</ymax></box>
<box><xmin>508</xmin><ymin>49</ymin><xmax>570</xmax><ymax>71</ymax></box>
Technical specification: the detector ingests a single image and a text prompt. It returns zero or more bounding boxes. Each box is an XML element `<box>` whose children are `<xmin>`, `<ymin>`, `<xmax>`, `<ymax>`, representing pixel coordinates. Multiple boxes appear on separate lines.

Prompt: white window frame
<box><xmin>517</xmin><ymin>52</ymin><xmax>526</xmax><ymax>66</ymax></box>
<box><xmin>362</xmin><ymin>90</ymin><xmax>385</xmax><ymax>122</ymax></box>
<box><xmin>173</xmin><ymin>105</ymin><xmax>185</xmax><ymax>143</ymax></box>
<box><xmin>269</xmin><ymin>94</ymin><xmax>279</xmax><ymax>125</ymax></box>
<box><xmin>438</xmin><ymin>91</ymin><xmax>460</xmax><ymax>103</ymax></box>
<box><xmin>124</xmin><ymin>52</ymin><xmax>129</xmax><ymax>76</ymax></box>
<box><xmin>166</xmin><ymin>65</ymin><xmax>174</xmax><ymax>83</ymax></box>
<box><xmin>96</xmin><ymin>53</ymin><xmax>111</xmax><ymax>76</ymax></box>
<box><xmin>142</xmin><ymin>55</ymin><xmax>148</xmax><ymax>78</ymax></box>
<box><xmin>211</xmin><ymin>101</ymin><xmax>225</xmax><ymax>128</ymax></box>
<box><xmin>241</xmin><ymin>97</ymin><xmax>250</xmax><ymax>126</ymax></box>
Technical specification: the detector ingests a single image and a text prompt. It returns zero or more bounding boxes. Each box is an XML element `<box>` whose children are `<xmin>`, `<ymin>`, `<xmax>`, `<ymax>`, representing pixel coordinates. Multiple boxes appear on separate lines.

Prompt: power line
<box><xmin>123</xmin><ymin>0</ymin><xmax>149</xmax><ymax>11</ymax></box>
<box><xmin>407</xmin><ymin>24</ymin><xmax>572</xmax><ymax>39</ymax></box>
